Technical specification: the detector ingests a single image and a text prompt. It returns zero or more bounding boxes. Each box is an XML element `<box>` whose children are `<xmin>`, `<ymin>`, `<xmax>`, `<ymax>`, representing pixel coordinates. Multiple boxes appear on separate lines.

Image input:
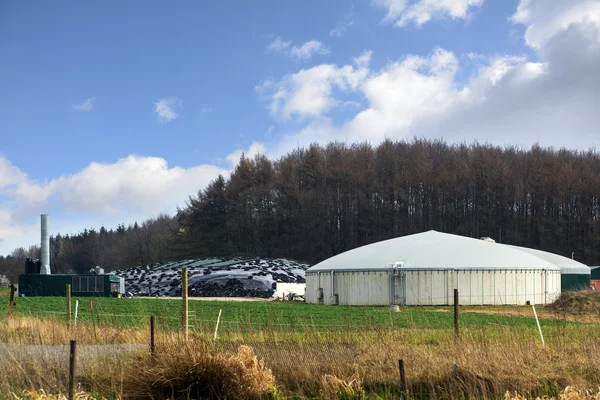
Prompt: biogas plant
<box><xmin>17</xmin><ymin>214</ymin><xmax>125</xmax><ymax>297</ymax></box>
<box><xmin>306</xmin><ymin>231</ymin><xmax>590</xmax><ymax>306</ymax></box>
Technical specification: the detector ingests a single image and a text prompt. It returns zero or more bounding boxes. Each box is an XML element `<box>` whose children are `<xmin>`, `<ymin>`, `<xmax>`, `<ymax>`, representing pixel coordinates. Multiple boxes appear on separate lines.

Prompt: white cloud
<box><xmin>0</xmin><ymin>154</ymin><xmax>229</xmax><ymax>254</ymax></box>
<box><xmin>202</xmin><ymin>107</ymin><xmax>213</xmax><ymax>113</ymax></box>
<box><xmin>0</xmin><ymin>156</ymin><xmax>52</xmax><ymax>208</ymax></box>
<box><xmin>290</xmin><ymin>40</ymin><xmax>331</xmax><ymax>60</ymax></box>
<box><xmin>54</xmin><ymin>156</ymin><xmax>225</xmax><ymax>215</ymax></box>
<box><xmin>330</xmin><ymin>11</ymin><xmax>355</xmax><ymax>37</ymax></box>
<box><xmin>256</xmin><ymin>50</ymin><xmax>371</xmax><ymax>120</ymax></box>
<box><xmin>511</xmin><ymin>0</ymin><xmax>600</xmax><ymax>49</ymax></box>
<box><xmin>0</xmin><ymin>157</ymin><xmax>26</xmax><ymax>188</ymax></box>
<box><xmin>226</xmin><ymin>142</ymin><xmax>267</xmax><ymax>167</ymax></box>
<box><xmin>267</xmin><ymin>38</ymin><xmax>330</xmax><ymax>61</ymax></box>
<box><xmin>154</xmin><ymin>97</ymin><xmax>180</xmax><ymax>123</ymax></box>
<box><xmin>0</xmin><ymin>207</ymin><xmax>39</xmax><ymax>255</ymax></box>
<box><xmin>264</xmin><ymin>0</ymin><xmax>600</xmax><ymax>155</ymax></box>
<box><xmin>267</xmin><ymin>36</ymin><xmax>291</xmax><ymax>52</ymax></box>
<box><xmin>374</xmin><ymin>0</ymin><xmax>484</xmax><ymax>27</ymax></box>
<box><xmin>72</xmin><ymin>97</ymin><xmax>96</xmax><ymax>112</ymax></box>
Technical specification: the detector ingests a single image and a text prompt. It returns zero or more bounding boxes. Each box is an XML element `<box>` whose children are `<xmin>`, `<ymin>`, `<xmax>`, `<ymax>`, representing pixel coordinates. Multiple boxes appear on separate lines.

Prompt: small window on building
<box><xmin>72</xmin><ymin>276</ymin><xmax>81</xmax><ymax>292</ymax></box>
<box><xmin>71</xmin><ymin>276</ymin><xmax>104</xmax><ymax>293</ymax></box>
<box><xmin>95</xmin><ymin>276</ymin><xmax>104</xmax><ymax>292</ymax></box>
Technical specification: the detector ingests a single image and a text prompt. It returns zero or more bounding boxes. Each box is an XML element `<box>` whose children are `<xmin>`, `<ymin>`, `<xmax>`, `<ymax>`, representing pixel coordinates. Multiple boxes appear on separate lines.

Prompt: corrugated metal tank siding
<box><xmin>306</xmin><ymin>271</ymin><xmax>391</xmax><ymax>306</ymax></box>
<box><xmin>307</xmin><ymin>269</ymin><xmax>561</xmax><ymax>306</ymax></box>
<box><xmin>404</xmin><ymin>269</ymin><xmax>561</xmax><ymax>305</ymax></box>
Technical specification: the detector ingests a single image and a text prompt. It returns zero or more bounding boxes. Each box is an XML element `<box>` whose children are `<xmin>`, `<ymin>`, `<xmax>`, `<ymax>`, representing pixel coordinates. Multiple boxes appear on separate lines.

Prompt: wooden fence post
<box><xmin>8</xmin><ymin>284</ymin><xmax>15</xmax><ymax>314</ymax></box>
<box><xmin>150</xmin><ymin>315</ymin><xmax>156</xmax><ymax>356</ymax></box>
<box><xmin>454</xmin><ymin>288</ymin><xmax>459</xmax><ymax>339</ymax></box>
<box><xmin>182</xmin><ymin>268</ymin><xmax>188</xmax><ymax>340</ymax></box>
<box><xmin>68</xmin><ymin>339</ymin><xmax>77</xmax><ymax>400</ymax></box>
<box><xmin>399</xmin><ymin>359</ymin><xmax>407</xmax><ymax>399</ymax></box>
<box><xmin>66</xmin><ymin>284</ymin><xmax>72</xmax><ymax>328</ymax></box>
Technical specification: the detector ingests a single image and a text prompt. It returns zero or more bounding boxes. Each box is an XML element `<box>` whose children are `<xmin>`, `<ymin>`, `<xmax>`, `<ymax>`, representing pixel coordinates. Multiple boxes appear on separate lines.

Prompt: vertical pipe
<box><xmin>68</xmin><ymin>340</ymin><xmax>77</xmax><ymax>400</ymax></box>
<box><xmin>74</xmin><ymin>300</ymin><xmax>79</xmax><ymax>326</ymax></box>
<box><xmin>454</xmin><ymin>288</ymin><xmax>459</xmax><ymax>339</ymax></box>
<box><xmin>40</xmin><ymin>214</ymin><xmax>51</xmax><ymax>275</ymax></box>
<box><xmin>181</xmin><ymin>268</ymin><xmax>188</xmax><ymax>340</ymax></box>
<box><xmin>150</xmin><ymin>316</ymin><xmax>156</xmax><ymax>356</ymax></box>
<box><xmin>66</xmin><ymin>284</ymin><xmax>71</xmax><ymax>328</ymax></box>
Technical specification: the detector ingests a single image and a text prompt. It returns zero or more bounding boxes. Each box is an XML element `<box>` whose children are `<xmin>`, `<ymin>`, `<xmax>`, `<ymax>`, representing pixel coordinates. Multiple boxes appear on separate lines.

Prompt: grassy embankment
<box><xmin>1</xmin><ymin>292</ymin><xmax>600</xmax><ymax>399</ymax></box>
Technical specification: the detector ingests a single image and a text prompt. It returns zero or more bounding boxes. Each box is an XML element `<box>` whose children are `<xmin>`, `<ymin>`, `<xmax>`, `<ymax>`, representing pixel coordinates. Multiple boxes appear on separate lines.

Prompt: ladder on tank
<box><xmin>391</xmin><ymin>261</ymin><xmax>406</xmax><ymax>306</ymax></box>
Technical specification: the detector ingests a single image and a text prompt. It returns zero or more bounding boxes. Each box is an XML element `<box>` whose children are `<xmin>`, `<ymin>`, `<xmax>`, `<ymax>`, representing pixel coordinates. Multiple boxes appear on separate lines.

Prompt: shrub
<box><xmin>123</xmin><ymin>344</ymin><xmax>276</xmax><ymax>400</ymax></box>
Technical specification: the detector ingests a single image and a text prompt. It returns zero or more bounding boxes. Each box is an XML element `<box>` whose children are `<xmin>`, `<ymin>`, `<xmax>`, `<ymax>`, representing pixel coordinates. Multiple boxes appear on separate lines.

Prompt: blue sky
<box><xmin>1</xmin><ymin>0</ymin><xmax>600</xmax><ymax>255</ymax></box>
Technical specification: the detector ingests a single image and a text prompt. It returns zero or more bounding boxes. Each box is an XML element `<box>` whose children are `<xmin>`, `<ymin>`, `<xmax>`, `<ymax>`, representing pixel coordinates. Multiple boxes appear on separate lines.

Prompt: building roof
<box><xmin>506</xmin><ymin>245</ymin><xmax>590</xmax><ymax>275</ymax></box>
<box><xmin>308</xmin><ymin>231</ymin><xmax>580</xmax><ymax>273</ymax></box>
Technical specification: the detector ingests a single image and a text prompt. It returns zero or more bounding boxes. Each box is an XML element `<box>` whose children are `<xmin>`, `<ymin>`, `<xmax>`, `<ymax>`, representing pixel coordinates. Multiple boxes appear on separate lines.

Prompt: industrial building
<box><xmin>591</xmin><ymin>267</ymin><xmax>600</xmax><ymax>289</ymax></box>
<box><xmin>19</xmin><ymin>273</ymin><xmax>123</xmax><ymax>297</ymax></box>
<box><xmin>505</xmin><ymin>245</ymin><xmax>591</xmax><ymax>291</ymax></box>
<box><xmin>18</xmin><ymin>214</ymin><xmax>125</xmax><ymax>298</ymax></box>
<box><xmin>305</xmin><ymin>231</ymin><xmax>585</xmax><ymax>306</ymax></box>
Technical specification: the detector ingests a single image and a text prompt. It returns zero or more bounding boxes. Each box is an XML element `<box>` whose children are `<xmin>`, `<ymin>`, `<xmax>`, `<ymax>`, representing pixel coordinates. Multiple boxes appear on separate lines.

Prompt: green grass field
<box><xmin>0</xmin><ymin>295</ymin><xmax>582</xmax><ymax>333</ymax></box>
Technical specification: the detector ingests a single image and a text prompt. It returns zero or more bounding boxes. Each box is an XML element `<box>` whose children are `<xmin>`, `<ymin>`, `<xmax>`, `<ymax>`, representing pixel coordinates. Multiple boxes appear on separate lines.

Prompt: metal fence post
<box><xmin>454</xmin><ymin>288</ymin><xmax>459</xmax><ymax>339</ymax></box>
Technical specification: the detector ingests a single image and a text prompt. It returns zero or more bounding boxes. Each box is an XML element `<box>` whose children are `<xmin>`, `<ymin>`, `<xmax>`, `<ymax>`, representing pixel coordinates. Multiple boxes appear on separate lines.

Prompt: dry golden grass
<box><xmin>121</xmin><ymin>343</ymin><xmax>275</xmax><ymax>400</ymax></box>
<box><xmin>238</xmin><ymin>326</ymin><xmax>600</xmax><ymax>399</ymax></box>
<box><xmin>505</xmin><ymin>386</ymin><xmax>600</xmax><ymax>400</ymax></box>
<box><xmin>319</xmin><ymin>374</ymin><xmax>365</xmax><ymax>400</ymax></box>
<box><xmin>0</xmin><ymin>316</ymin><xmax>148</xmax><ymax>345</ymax></box>
<box><xmin>10</xmin><ymin>390</ymin><xmax>112</xmax><ymax>400</ymax></box>
<box><xmin>2</xmin><ymin>307</ymin><xmax>600</xmax><ymax>399</ymax></box>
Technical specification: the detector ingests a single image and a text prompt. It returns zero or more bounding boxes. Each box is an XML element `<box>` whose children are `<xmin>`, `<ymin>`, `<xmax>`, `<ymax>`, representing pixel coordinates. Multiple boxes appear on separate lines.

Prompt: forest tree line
<box><xmin>177</xmin><ymin>140</ymin><xmax>600</xmax><ymax>266</ymax></box>
<box><xmin>2</xmin><ymin>139</ymin><xmax>599</xmax><ymax>283</ymax></box>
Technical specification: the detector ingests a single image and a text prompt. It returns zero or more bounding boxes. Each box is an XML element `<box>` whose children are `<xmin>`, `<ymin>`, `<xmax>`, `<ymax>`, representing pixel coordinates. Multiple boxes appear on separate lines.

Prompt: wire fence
<box><xmin>3</xmin><ymin>300</ymin><xmax>587</xmax><ymax>335</ymax></box>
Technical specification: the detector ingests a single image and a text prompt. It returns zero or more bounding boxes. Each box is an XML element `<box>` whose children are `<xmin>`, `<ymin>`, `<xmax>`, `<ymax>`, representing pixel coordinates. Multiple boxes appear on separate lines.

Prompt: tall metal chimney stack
<box><xmin>40</xmin><ymin>214</ymin><xmax>51</xmax><ymax>275</ymax></box>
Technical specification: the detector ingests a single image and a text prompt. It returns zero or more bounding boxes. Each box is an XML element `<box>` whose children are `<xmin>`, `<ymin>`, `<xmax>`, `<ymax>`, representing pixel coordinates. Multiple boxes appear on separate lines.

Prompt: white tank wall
<box><xmin>306</xmin><ymin>271</ymin><xmax>392</xmax><ymax>306</ymax></box>
<box><xmin>306</xmin><ymin>269</ymin><xmax>561</xmax><ymax>306</ymax></box>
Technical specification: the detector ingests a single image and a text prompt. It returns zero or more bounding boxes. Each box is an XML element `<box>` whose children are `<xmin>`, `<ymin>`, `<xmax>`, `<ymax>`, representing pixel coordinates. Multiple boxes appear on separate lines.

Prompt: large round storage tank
<box><xmin>306</xmin><ymin>231</ymin><xmax>562</xmax><ymax>306</ymax></box>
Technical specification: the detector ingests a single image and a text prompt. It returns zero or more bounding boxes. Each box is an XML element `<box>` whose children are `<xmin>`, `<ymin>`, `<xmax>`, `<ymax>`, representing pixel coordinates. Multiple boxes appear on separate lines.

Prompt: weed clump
<box><xmin>123</xmin><ymin>344</ymin><xmax>275</xmax><ymax>400</ymax></box>
<box><xmin>319</xmin><ymin>374</ymin><xmax>365</xmax><ymax>400</ymax></box>
<box><xmin>547</xmin><ymin>290</ymin><xmax>600</xmax><ymax>317</ymax></box>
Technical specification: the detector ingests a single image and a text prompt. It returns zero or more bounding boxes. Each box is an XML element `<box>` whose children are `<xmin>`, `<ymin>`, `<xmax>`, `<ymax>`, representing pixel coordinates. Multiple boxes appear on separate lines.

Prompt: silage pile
<box><xmin>115</xmin><ymin>257</ymin><xmax>309</xmax><ymax>298</ymax></box>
